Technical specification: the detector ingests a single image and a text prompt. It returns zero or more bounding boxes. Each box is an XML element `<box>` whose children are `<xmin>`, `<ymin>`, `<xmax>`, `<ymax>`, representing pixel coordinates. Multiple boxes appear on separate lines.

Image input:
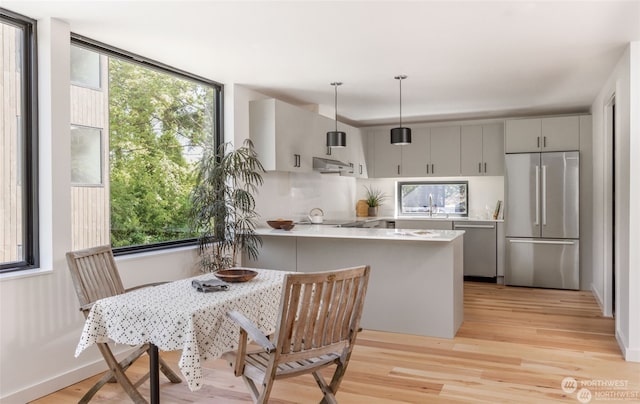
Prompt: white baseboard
<box><xmin>0</xmin><ymin>359</ymin><xmax>107</xmax><ymax>404</ymax></box>
<box><xmin>591</xmin><ymin>283</ymin><xmax>605</xmax><ymax>311</ymax></box>
<box><xmin>615</xmin><ymin>330</ymin><xmax>640</xmax><ymax>362</ymax></box>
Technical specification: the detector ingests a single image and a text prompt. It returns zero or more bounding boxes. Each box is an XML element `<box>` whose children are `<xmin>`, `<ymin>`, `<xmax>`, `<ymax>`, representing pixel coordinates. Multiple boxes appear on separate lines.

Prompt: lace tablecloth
<box><xmin>75</xmin><ymin>268</ymin><xmax>286</xmax><ymax>391</ymax></box>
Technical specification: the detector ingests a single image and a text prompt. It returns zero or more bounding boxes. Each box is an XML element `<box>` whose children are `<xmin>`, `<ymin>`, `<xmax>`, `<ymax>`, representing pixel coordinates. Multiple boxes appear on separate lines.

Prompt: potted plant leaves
<box><xmin>364</xmin><ymin>185</ymin><xmax>387</xmax><ymax>217</ymax></box>
<box><xmin>190</xmin><ymin>139</ymin><xmax>265</xmax><ymax>272</ymax></box>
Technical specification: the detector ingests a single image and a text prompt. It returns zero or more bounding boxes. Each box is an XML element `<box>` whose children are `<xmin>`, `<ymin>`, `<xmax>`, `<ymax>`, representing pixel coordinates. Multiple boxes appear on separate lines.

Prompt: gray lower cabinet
<box><xmin>453</xmin><ymin>221</ymin><xmax>497</xmax><ymax>277</ymax></box>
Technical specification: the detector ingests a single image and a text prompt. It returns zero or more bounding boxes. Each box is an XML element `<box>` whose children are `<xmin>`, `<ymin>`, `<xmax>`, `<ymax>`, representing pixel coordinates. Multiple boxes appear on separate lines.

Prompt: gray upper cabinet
<box><xmin>401</xmin><ymin>128</ymin><xmax>430</xmax><ymax>176</ymax></box>
<box><xmin>370</xmin><ymin>127</ymin><xmax>459</xmax><ymax>178</ymax></box>
<box><xmin>429</xmin><ymin>126</ymin><xmax>461</xmax><ymax>176</ymax></box>
<box><xmin>461</xmin><ymin>123</ymin><xmax>504</xmax><ymax>176</ymax></box>
<box><xmin>541</xmin><ymin>116</ymin><xmax>580</xmax><ymax>151</ymax></box>
<box><xmin>367</xmin><ymin>125</ymin><xmax>460</xmax><ymax>178</ymax></box>
<box><xmin>505</xmin><ymin>116</ymin><xmax>579</xmax><ymax>153</ymax></box>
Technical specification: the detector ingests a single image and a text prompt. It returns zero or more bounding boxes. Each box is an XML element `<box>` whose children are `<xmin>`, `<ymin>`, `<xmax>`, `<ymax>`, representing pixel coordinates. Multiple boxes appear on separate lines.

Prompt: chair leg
<box><xmin>313</xmin><ymin>371</ymin><xmax>338</xmax><ymax>404</ymax></box>
<box><xmin>96</xmin><ymin>343</ymin><xmax>147</xmax><ymax>404</ymax></box>
<box><xmin>158</xmin><ymin>356</ymin><xmax>182</xmax><ymax>383</ymax></box>
<box><xmin>79</xmin><ymin>344</ymin><xmax>150</xmax><ymax>403</ymax></box>
<box><xmin>241</xmin><ymin>376</ymin><xmax>261</xmax><ymax>403</ymax></box>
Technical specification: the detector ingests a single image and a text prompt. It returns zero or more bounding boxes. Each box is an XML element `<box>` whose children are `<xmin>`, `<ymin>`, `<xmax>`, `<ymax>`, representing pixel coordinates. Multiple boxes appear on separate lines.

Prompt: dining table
<box><xmin>75</xmin><ymin>268</ymin><xmax>288</xmax><ymax>403</ymax></box>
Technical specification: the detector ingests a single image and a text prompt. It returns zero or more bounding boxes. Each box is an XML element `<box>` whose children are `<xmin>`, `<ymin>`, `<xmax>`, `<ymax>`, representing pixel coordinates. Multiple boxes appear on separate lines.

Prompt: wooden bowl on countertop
<box><xmin>267</xmin><ymin>219</ymin><xmax>294</xmax><ymax>229</ymax></box>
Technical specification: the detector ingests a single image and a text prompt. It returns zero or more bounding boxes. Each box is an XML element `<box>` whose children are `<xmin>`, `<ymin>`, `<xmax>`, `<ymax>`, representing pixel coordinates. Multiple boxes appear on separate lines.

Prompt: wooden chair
<box><xmin>66</xmin><ymin>245</ymin><xmax>182</xmax><ymax>404</ymax></box>
<box><xmin>223</xmin><ymin>265</ymin><xmax>370</xmax><ymax>404</ymax></box>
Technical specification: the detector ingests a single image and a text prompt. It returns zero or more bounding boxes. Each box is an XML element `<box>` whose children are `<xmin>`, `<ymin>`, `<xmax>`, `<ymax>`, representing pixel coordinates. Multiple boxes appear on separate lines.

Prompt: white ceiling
<box><xmin>3</xmin><ymin>1</ymin><xmax>640</xmax><ymax>126</ymax></box>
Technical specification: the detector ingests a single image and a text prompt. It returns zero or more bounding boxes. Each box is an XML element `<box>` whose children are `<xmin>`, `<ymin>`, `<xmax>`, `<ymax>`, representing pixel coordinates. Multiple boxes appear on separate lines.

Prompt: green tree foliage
<box><xmin>109</xmin><ymin>58</ymin><xmax>214</xmax><ymax>247</ymax></box>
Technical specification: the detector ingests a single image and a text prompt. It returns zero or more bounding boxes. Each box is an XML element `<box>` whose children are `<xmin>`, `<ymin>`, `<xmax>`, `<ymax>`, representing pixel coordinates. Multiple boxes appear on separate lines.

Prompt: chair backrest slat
<box><xmin>274</xmin><ymin>266</ymin><xmax>370</xmax><ymax>361</ymax></box>
<box><xmin>67</xmin><ymin>245</ymin><xmax>125</xmax><ymax>313</ymax></box>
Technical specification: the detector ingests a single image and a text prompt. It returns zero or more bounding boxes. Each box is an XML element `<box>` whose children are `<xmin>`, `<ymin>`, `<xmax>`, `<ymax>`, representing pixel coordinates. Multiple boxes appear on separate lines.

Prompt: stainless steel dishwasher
<box><xmin>453</xmin><ymin>221</ymin><xmax>497</xmax><ymax>278</ymax></box>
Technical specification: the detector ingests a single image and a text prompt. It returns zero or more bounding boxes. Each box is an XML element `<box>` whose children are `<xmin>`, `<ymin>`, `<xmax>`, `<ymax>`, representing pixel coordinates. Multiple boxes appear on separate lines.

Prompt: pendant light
<box><xmin>327</xmin><ymin>82</ymin><xmax>346</xmax><ymax>148</ymax></box>
<box><xmin>390</xmin><ymin>75</ymin><xmax>411</xmax><ymax>145</ymax></box>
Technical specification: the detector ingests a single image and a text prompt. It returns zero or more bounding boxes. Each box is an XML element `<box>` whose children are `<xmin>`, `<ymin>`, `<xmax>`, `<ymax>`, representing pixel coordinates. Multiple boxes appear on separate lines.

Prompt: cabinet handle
<box><xmin>484</xmin><ymin>162</ymin><xmax>487</xmax><ymax>173</ymax></box>
<box><xmin>454</xmin><ymin>224</ymin><xmax>496</xmax><ymax>229</ymax></box>
<box><xmin>326</xmin><ymin>147</ymin><xmax>331</xmax><ymax>156</ymax></box>
<box><xmin>294</xmin><ymin>154</ymin><xmax>300</xmax><ymax>167</ymax></box>
<box><xmin>431</xmin><ymin>164</ymin><xmax>435</xmax><ymax>174</ymax></box>
<box><xmin>426</xmin><ymin>164</ymin><xmax>430</xmax><ymax>174</ymax></box>
<box><xmin>359</xmin><ymin>164</ymin><xmax>363</xmax><ymax>175</ymax></box>
<box><xmin>397</xmin><ymin>165</ymin><xmax>401</xmax><ymax>175</ymax></box>
<box><xmin>349</xmin><ymin>162</ymin><xmax>354</xmax><ymax>174</ymax></box>
<box><xmin>478</xmin><ymin>162</ymin><xmax>482</xmax><ymax>173</ymax></box>
<box><xmin>537</xmin><ymin>136</ymin><xmax>540</xmax><ymax>148</ymax></box>
<box><xmin>543</xmin><ymin>136</ymin><xmax>547</xmax><ymax>148</ymax></box>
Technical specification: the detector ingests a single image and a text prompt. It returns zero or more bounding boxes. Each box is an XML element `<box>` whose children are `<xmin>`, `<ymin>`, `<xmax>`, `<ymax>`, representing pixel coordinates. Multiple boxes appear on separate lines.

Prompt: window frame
<box><xmin>0</xmin><ymin>9</ymin><xmax>39</xmax><ymax>273</ymax></box>
<box><xmin>71</xmin><ymin>34</ymin><xmax>224</xmax><ymax>256</ymax></box>
<box><xmin>396</xmin><ymin>180</ymin><xmax>469</xmax><ymax>218</ymax></box>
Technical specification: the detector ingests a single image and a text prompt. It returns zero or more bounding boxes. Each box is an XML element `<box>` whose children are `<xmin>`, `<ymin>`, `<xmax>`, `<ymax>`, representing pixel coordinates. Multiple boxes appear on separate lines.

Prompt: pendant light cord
<box><xmin>399</xmin><ymin>78</ymin><xmax>402</xmax><ymax>128</ymax></box>
<box><xmin>334</xmin><ymin>83</ymin><xmax>338</xmax><ymax>131</ymax></box>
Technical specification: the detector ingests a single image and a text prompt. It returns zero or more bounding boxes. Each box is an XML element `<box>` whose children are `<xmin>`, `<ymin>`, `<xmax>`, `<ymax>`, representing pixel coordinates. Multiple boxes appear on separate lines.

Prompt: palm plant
<box><xmin>190</xmin><ymin>139</ymin><xmax>265</xmax><ymax>272</ymax></box>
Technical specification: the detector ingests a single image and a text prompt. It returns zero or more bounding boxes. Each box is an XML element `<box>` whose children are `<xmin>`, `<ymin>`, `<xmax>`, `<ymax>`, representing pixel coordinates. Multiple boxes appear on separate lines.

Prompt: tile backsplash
<box><xmin>254</xmin><ymin>172</ymin><xmax>504</xmax><ymax>225</ymax></box>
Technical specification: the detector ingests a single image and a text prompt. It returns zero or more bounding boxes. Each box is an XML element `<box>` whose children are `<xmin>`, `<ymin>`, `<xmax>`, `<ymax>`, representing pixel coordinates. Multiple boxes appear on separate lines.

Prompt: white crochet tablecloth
<box><xmin>75</xmin><ymin>268</ymin><xmax>286</xmax><ymax>391</ymax></box>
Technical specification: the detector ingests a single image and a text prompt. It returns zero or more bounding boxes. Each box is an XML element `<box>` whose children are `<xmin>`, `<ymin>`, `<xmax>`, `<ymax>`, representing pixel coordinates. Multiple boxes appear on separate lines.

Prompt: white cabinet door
<box><xmin>373</xmin><ymin>129</ymin><xmax>402</xmax><ymax>177</ymax></box>
<box><xmin>401</xmin><ymin>128</ymin><xmax>430</xmax><ymax>177</ymax></box>
<box><xmin>460</xmin><ymin>125</ymin><xmax>484</xmax><ymax>175</ymax></box>
<box><xmin>276</xmin><ymin>101</ymin><xmax>316</xmax><ymax>171</ymax></box>
<box><xmin>250</xmin><ymin>98</ymin><xmax>317</xmax><ymax>172</ymax></box>
<box><xmin>429</xmin><ymin>126</ymin><xmax>460</xmax><ymax>176</ymax></box>
<box><xmin>541</xmin><ymin>116</ymin><xmax>579</xmax><ymax>151</ymax></box>
<box><xmin>505</xmin><ymin>118</ymin><xmax>541</xmax><ymax>153</ymax></box>
<box><xmin>482</xmin><ymin>123</ymin><xmax>504</xmax><ymax>175</ymax></box>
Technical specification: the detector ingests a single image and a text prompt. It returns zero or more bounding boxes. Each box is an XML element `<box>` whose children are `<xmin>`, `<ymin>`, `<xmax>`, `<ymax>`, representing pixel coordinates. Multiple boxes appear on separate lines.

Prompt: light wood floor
<box><xmin>32</xmin><ymin>282</ymin><xmax>640</xmax><ymax>403</ymax></box>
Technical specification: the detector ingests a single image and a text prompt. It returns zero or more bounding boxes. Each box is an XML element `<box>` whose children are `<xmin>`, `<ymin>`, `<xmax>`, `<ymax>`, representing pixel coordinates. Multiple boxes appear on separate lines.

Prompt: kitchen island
<box><xmin>245</xmin><ymin>225</ymin><xmax>465</xmax><ymax>339</ymax></box>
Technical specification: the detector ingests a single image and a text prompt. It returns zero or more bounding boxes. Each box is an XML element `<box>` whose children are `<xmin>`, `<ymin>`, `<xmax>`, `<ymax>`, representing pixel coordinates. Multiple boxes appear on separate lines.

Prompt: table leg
<box><xmin>150</xmin><ymin>343</ymin><xmax>159</xmax><ymax>404</ymax></box>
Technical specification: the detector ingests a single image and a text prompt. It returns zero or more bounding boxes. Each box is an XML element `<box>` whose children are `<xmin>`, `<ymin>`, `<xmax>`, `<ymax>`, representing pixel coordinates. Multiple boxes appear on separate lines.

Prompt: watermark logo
<box><xmin>577</xmin><ymin>388</ymin><xmax>592</xmax><ymax>404</ymax></box>
<box><xmin>562</xmin><ymin>377</ymin><xmax>578</xmax><ymax>394</ymax></box>
<box><xmin>561</xmin><ymin>377</ymin><xmax>639</xmax><ymax>403</ymax></box>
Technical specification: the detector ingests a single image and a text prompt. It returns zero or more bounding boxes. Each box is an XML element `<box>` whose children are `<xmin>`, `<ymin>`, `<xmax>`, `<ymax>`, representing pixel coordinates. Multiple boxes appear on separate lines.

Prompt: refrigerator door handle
<box><xmin>535</xmin><ymin>165</ymin><xmax>540</xmax><ymax>225</ymax></box>
<box><xmin>509</xmin><ymin>239</ymin><xmax>576</xmax><ymax>246</ymax></box>
<box><xmin>542</xmin><ymin>165</ymin><xmax>547</xmax><ymax>226</ymax></box>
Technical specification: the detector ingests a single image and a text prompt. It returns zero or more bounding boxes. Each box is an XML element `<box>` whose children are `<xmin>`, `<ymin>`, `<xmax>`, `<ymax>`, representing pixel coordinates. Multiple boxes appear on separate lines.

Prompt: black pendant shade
<box><xmin>327</xmin><ymin>130</ymin><xmax>346</xmax><ymax>148</ymax></box>
<box><xmin>391</xmin><ymin>75</ymin><xmax>411</xmax><ymax>145</ymax></box>
<box><xmin>327</xmin><ymin>82</ymin><xmax>346</xmax><ymax>148</ymax></box>
<box><xmin>390</xmin><ymin>127</ymin><xmax>412</xmax><ymax>145</ymax></box>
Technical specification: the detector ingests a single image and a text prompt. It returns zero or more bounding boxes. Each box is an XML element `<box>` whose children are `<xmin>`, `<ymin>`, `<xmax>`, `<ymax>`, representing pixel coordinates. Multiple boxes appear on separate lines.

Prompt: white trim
<box><xmin>616</xmin><ymin>330</ymin><xmax>640</xmax><ymax>362</ymax></box>
<box><xmin>590</xmin><ymin>283</ymin><xmax>610</xmax><ymax>316</ymax></box>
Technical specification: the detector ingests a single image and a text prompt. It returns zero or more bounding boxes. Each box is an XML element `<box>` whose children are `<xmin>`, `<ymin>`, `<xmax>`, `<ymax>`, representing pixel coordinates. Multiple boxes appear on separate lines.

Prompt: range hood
<box><xmin>312</xmin><ymin>157</ymin><xmax>352</xmax><ymax>173</ymax></box>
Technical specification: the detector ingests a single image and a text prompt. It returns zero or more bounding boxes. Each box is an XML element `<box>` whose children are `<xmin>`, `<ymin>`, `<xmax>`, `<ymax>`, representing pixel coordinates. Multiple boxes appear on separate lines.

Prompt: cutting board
<box><xmin>356</xmin><ymin>200</ymin><xmax>369</xmax><ymax>217</ymax></box>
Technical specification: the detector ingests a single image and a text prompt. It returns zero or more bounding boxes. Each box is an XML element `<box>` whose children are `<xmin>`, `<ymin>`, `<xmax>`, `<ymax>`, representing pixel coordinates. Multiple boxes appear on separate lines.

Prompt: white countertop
<box><xmin>256</xmin><ymin>225</ymin><xmax>464</xmax><ymax>242</ymax></box>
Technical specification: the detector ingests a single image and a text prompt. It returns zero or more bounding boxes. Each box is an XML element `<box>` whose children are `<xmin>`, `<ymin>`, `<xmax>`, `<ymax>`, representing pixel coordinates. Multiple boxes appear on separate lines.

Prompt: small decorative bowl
<box><xmin>267</xmin><ymin>219</ymin><xmax>294</xmax><ymax>229</ymax></box>
<box><xmin>214</xmin><ymin>268</ymin><xmax>258</xmax><ymax>283</ymax></box>
<box><xmin>280</xmin><ymin>223</ymin><xmax>295</xmax><ymax>231</ymax></box>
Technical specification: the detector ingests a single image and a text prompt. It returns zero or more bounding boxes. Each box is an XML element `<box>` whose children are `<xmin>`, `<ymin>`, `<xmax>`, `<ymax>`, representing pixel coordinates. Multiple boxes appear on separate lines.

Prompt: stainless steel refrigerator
<box><xmin>504</xmin><ymin>151</ymin><xmax>580</xmax><ymax>289</ymax></box>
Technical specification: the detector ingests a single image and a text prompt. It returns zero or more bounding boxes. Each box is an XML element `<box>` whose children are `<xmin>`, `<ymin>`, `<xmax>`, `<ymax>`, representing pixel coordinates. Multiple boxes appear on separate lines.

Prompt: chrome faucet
<box><xmin>429</xmin><ymin>193</ymin><xmax>433</xmax><ymax>217</ymax></box>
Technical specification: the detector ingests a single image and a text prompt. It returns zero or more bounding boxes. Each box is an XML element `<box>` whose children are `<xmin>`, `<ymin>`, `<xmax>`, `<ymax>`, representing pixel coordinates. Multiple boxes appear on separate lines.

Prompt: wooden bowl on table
<box><xmin>214</xmin><ymin>269</ymin><xmax>258</xmax><ymax>283</ymax></box>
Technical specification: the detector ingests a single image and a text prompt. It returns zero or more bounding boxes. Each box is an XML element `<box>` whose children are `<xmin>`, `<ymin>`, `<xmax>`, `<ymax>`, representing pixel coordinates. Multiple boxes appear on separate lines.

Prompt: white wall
<box><xmin>590</xmin><ymin>42</ymin><xmax>640</xmax><ymax>362</ymax></box>
<box><xmin>0</xmin><ymin>19</ymin><xmax>201</xmax><ymax>403</ymax></box>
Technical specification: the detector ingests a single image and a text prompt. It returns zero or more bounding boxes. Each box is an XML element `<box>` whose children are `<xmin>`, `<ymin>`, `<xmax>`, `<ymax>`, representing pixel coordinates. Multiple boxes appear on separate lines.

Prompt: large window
<box><xmin>70</xmin><ymin>37</ymin><xmax>222</xmax><ymax>253</ymax></box>
<box><xmin>397</xmin><ymin>181</ymin><xmax>468</xmax><ymax>217</ymax></box>
<box><xmin>0</xmin><ymin>10</ymin><xmax>38</xmax><ymax>272</ymax></box>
